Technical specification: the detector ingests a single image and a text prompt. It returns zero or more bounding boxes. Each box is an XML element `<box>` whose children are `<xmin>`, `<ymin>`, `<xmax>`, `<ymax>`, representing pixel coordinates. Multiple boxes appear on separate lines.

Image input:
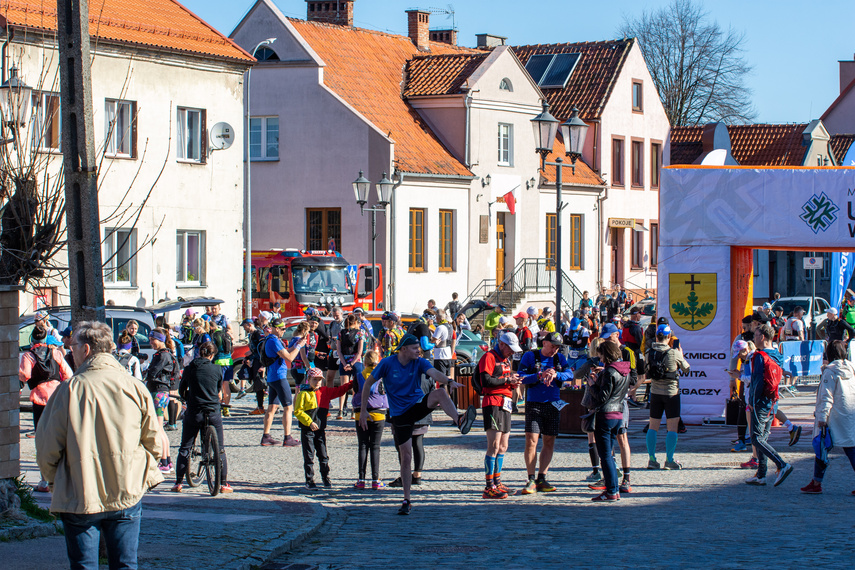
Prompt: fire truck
<box><xmin>246</xmin><ymin>249</ymin><xmax>383</xmax><ymax>317</ymax></box>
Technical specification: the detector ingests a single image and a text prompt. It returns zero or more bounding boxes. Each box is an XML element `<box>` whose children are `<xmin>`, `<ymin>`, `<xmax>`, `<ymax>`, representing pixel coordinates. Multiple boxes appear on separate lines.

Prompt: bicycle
<box><xmin>184</xmin><ymin>412</ymin><xmax>223</xmax><ymax>496</ymax></box>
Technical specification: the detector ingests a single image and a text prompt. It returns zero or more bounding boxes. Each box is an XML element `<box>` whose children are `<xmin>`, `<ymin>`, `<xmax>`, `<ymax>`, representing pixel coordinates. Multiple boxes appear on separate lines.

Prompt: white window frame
<box><xmin>32</xmin><ymin>92</ymin><xmax>61</xmax><ymax>152</ymax></box>
<box><xmin>249</xmin><ymin>116</ymin><xmax>279</xmax><ymax>161</ymax></box>
<box><xmin>104</xmin><ymin>228</ymin><xmax>136</xmax><ymax>287</ymax></box>
<box><xmin>498</xmin><ymin>122</ymin><xmax>513</xmax><ymax>166</ymax></box>
<box><xmin>105</xmin><ymin>99</ymin><xmax>135</xmax><ymax>157</ymax></box>
<box><xmin>176</xmin><ymin>230</ymin><xmax>205</xmax><ymax>286</ymax></box>
<box><xmin>177</xmin><ymin>107</ymin><xmax>204</xmax><ymax>163</ymax></box>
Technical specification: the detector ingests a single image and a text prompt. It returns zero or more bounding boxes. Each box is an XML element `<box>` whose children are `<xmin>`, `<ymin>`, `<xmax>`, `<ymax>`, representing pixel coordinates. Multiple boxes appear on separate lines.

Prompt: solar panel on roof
<box><xmin>524</xmin><ymin>54</ymin><xmax>553</xmax><ymax>85</ymax></box>
<box><xmin>539</xmin><ymin>53</ymin><xmax>580</xmax><ymax>88</ymax></box>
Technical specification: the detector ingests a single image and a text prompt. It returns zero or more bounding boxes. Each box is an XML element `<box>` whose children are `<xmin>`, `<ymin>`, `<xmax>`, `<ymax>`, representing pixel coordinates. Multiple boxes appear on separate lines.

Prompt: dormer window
<box><xmin>499</xmin><ymin>78</ymin><xmax>513</xmax><ymax>92</ymax></box>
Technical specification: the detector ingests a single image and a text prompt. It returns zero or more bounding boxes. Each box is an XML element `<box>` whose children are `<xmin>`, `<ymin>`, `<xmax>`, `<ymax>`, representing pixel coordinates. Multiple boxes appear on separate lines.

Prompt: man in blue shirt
<box><xmin>518</xmin><ymin>332</ymin><xmax>573</xmax><ymax>494</ymax></box>
<box><xmin>260</xmin><ymin>318</ymin><xmax>305</xmax><ymax>447</ymax></box>
<box><xmin>359</xmin><ymin>334</ymin><xmax>476</xmax><ymax>515</ymax></box>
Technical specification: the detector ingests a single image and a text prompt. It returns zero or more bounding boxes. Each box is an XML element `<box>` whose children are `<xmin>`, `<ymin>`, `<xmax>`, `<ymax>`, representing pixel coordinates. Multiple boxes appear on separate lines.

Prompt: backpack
<box><xmin>27</xmin><ymin>345</ymin><xmax>61</xmax><ymax>389</ymax></box>
<box><xmin>470</xmin><ymin>371</ymin><xmax>483</xmax><ymax>396</ymax></box>
<box><xmin>646</xmin><ymin>348</ymin><xmax>676</xmax><ymax>380</ymax></box>
<box><xmin>116</xmin><ymin>352</ymin><xmax>135</xmax><ymax>374</ymax></box>
<box><xmin>260</xmin><ymin>335</ymin><xmax>277</xmax><ymax>367</ymax></box>
<box><xmin>754</xmin><ymin>350</ymin><xmax>782</xmax><ymax>402</ymax></box>
<box><xmin>447</xmin><ymin>300</ymin><xmax>461</xmax><ymax>317</ymax></box>
<box><xmin>212</xmin><ymin>328</ymin><xmax>233</xmax><ymax>356</ymax></box>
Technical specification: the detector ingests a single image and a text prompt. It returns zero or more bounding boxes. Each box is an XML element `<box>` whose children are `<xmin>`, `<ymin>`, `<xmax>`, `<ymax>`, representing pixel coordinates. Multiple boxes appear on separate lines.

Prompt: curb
<box><xmin>229</xmin><ymin>498</ymin><xmax>329</xmax><ymax>570</ymax></box>
<box><xmin>0</xmin><ymin>520</ymin><xmax>61</xmax><ymax>542</ymax></box>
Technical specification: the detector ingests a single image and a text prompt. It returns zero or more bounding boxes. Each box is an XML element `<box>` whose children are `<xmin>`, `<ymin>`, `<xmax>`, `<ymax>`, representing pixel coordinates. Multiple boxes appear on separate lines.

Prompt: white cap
<box><xmin>827</xmin><ymin>307</ymin><xmax>838</xmax><ymax>316</ymax></box>
<box><xmin>499</xmin><ymin>316</ymin><xmax>511</xmax><ymax>325</ymax></box>
<box><xmin>498</xmin><ymin>331</ymin><xmax>522</xmax><ymax>352</ymax></box>
<box><xmin>526</xmin><ymin>306</ymin><xmax>537</xmax><ymax>315</ymax></box>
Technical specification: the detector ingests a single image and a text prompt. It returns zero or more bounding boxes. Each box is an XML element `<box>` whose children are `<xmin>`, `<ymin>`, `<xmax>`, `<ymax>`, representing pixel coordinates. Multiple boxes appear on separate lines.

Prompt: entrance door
<box><xmin>496</xmin><ymin>212</ymin><xmax>506</xmax><ymax>285</ymax></box>
<box><xmin>611</xmin><ymin>228</ymin><xmax>625</xmax><ymax>288</ymax></box>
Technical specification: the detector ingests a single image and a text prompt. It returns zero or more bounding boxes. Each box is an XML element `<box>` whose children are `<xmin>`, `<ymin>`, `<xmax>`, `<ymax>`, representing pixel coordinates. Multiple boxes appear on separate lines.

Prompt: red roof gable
<box><xmin>289</xmin><ymin>18</ymin><xmax>474</xmax><ymax>177</ymax></box>
<box><xmin>0</xmin><ymin>0</ymin><xmax>253</xmax><ymax>63</ymax></box>
<box><xmin>403</xmin><ymin>53</ymin><xmax>488</xmax><ymax>97</ymax></box>
<box><xmin>512</xmin><ymin>39</ymin><xmax>633</xmax><ymax>121</ymax></box>
<box><xmin>670</xmin><ymin>124</ymin><xmax>809</xmax><ymax>166</ymax></box>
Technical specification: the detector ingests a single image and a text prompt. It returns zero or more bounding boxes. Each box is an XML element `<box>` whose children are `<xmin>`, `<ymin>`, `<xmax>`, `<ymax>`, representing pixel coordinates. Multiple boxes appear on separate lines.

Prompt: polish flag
<box><xmin>503</xmin><ymin>188</ymin><xmax>516</xmax><ymax>215</ymax></box>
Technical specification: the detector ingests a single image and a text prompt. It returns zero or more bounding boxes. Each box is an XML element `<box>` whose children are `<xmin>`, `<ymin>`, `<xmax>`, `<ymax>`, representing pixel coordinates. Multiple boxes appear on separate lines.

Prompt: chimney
<box><xmin>406</xmin><ymin>10</ymin><xmax>430</xmax><ymax>51</ymax></box>
<box><xmin>430</xmin><ymin>29</ymin><xmax>457</xmax><ymax>46</ymax></box>
<box><xmin>476</xmin><ymin>33</ymin><xmax>507</xmax><ymax>48</ymax></box>
<box><xmin>306</xmin><ymin>1</ymin><xmax>354</xmax><ymax>27</ymax></box>
<box><xmin>841</xmin><ymin>54</ymin><xmax>855</xmax><ymax>93</ymax></box>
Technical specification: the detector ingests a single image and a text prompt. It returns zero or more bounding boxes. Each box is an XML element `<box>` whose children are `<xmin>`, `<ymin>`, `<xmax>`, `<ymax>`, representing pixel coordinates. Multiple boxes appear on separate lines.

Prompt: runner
<box><xmin>336</xmin><ymin>314</ymin><xmax>365</xmax><ymax>419</ymax></box>
<box><xmin>518</xmin><ymin>332</ymin><xmax>572</xmax><ymax>494</ymax></box>
<box><xmin>512</xmin><ymin>311</ymin><xmax>535</xmax><ymax>411</ymax></box>
<box><xmin>563</xmin><ymin>317</ymin><xmax>590</xmax><ymax>372</ymax></box>
<box><xmin>478</xmin><ymin>332</ymin><xmax>523</xmax><ymax>499</ymax></box>
<box><xmin>379</xmin><ymin>311</ymin><xmax>404</xmax><ymax>358</ymax></box>
<box><xmin>352</xmin><ymin>350</ymin><xmax>386</xmax><ymax>489</ymax></box>
<box><xmin>645</xmin><ymin>324</ymin><xmax>691</xmax><ymax>470</ymax></box>
<box><xmin>431</xmin><ymin>309</ymin><xmax>454</xmax><ymax>383</ymax></box>
<box><xmin>358</xmin><ymin>334</ymin><xmax>475</xmax><ymax>515</ymax></box>
<box><xmin>260</xmin><ymin>318</ymin><xmax>305</xmax><ymax>447</ymax></box>
<box><xmin>145</xmin><ymin>328</ymin><xmax>179</xmax><ymax>473</ymax></box>
<box><xmin>242</xmin><ymin>318</ymin><xmax>267</xmax><ymax>415</ymax></box>
<box><xmin>115</xmin><ymin>331</ymin><xmax>142</xmax><ymax>380</ymax></box>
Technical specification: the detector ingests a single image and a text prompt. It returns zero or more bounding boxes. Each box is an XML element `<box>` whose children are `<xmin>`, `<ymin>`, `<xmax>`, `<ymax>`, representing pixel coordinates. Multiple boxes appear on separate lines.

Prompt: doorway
<box><xmin>496</xmin><ymin>212</ymin><xmax>506</xmax><ymax>285</ymax></box>
<box><xmin>610</xmin><ymin>227</ymin><xmax>625</xmax><ymax>288</ymax></box>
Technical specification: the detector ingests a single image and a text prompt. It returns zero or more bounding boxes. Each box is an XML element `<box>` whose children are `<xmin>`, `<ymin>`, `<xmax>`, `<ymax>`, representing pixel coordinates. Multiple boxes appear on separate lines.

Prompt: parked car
<box><xmin>455</xmin><ymin>328</ymin><xmax>489</xmax><ymax>364</ymax></box>
<box><xmin>771</xmin><ymin>296</ymin><xmax>830</xmax><ymax>335</ymax></box>
<box><xmin>622</xmin><ymin>299</ymin><xmax>656</xmax><ymax>327</ymax></box>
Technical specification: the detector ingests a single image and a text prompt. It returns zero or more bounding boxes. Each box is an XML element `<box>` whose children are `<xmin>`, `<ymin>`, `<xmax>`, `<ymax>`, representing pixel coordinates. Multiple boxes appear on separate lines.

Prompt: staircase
<box><xmin>461</xmin><ymin>258</ymin><xmax>584</xmax><ymax>325</ymax></box>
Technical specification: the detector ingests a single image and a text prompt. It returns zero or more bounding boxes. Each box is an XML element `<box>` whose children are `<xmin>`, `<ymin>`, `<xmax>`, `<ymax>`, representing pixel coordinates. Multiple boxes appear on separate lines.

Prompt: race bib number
<box><xmin>551</xmin><ymin>400</ymin><xmax>568</xmax><ymax>411</ymax></box>
<box><xmin>502</xmin><ymin>397</ymin><xmax>513</xmax><ymax>413</ymax></box>
<box><xmin>568</xmin><ymin>350</ymin><xmax>579</xmax><ymax>359</ymax></box>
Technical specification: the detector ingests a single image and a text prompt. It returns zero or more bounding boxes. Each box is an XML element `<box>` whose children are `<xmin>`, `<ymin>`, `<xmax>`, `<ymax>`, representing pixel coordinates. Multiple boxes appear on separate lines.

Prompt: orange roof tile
<box><xmin>540</xmin><ymin>137</ymin><xmax>604</xmax><ymax>187</ymax></box>
<box><xmin>831</xmin><ymin>134</ymin><xmax>855</xmax><ymax>164</ymax></box>
<box><xmin>513</xmin><ymin>39</ymin><xmax>633</xmax><ymax>121</ymax></box>
<box><xmin>289</xmin><ymin>18</ymin><xmax>474</xmax><ymax>177</ymax></box>
<box><xmin>670</xmin><ymin>124</ymin><xmax>809</xmax><ymax>166</ymax></box>
<box><xmin>0</xmin><ymin>0</ymin><xmax>253</xmax><ymax>63</ymax></box>
<box><xmin>403</xmin><ymin>53</ymin><xmax>487</xmax><ymax>97</ymax></box>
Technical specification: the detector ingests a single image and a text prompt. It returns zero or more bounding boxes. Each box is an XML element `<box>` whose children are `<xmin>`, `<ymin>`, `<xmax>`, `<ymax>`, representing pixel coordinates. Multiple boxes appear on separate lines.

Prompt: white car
<box><xmin>770</xmin><ymin>296</ymin><xmax>830</xmax><ymax>334</ymax></box>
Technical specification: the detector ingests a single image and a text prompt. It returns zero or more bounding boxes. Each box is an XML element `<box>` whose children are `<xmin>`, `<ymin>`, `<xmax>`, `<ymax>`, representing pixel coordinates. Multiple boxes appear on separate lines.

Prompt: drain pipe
<box><xmin>463</xmin><ymin>90</ymin><xmax>474</xmax><ymax>167</ymax></box>
<box><xmin>598</xmin><ymin>182</ymin><xmax>608</xmax><ymax>292</ymax></box>
<box><xmin>2</xmin><ymin>28</ymin><xmax>14</xmax><ymax>84</ymax></box>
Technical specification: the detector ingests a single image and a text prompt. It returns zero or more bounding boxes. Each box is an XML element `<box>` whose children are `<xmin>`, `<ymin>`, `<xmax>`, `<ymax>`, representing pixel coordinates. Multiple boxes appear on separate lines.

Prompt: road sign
<box><xmin>804</xmin><ymin>256</ymin><xmax>823</xmax><ymax>270</ymax></box>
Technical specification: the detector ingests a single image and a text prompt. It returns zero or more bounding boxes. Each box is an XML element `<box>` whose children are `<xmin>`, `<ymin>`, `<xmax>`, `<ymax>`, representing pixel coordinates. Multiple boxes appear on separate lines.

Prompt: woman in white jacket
<box><xmin>801</xmin><ymin>340</ymin><xmax>855</xmax><ymax>494</ymax></box>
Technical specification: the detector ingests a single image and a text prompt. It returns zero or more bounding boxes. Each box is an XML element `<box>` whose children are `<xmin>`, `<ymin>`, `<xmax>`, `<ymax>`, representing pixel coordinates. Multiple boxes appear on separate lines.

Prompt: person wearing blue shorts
<box><xmin>260</xmin><ymin>318</ymin><xmax>306</xmax><ymax>447</ymax></box>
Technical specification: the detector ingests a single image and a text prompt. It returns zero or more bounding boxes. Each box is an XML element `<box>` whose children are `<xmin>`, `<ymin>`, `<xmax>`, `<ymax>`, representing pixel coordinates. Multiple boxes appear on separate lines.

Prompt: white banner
<box><xmin>658</xmin><ymin>245</ymin><xmax>731</xmax><ymax>424</ymax></box>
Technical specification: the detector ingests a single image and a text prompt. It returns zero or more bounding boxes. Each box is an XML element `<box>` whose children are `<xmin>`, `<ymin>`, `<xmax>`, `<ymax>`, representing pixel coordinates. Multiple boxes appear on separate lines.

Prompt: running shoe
<box><xmin>627</xmin><ymin>398</ymin><xmax>643</xmax><ymax>408</ymax></box>
<box><xmin>249</xmin><ymin>408</ymin><xmax>265</xmax><ymax>415</ymax></box>
<box><xmin>397</xmin><ymin>500</ymin><xmax>412</xmax><ymax>515</ymax></box>
<box><xmin>282</xmin><ymin>436</ymin><xmax>300</xmax><ymax>447</ymax></box>
<box><xmin>745</xmin><ymin>476</ymin><xmax>766</xmax><ymax>486</ymax></box>
<box><xmin>647</xmin><ymin>459</ymin><xmax>660</xmax><ymax>470</ymax></box>
<box><xmin>222</xmin><ymin>407</ymin><xmax>231</xmax><ymax>417</ymax></box>
<box><xmin>458</xmin><ymin>405</ymin><xmax>477</xmax><ymax>435</ymax></box>
<box><xmin>591</xmin><ymin>492</ymin><xmax>620</xmax><ymax>502</ymax></box>
<box><xmin>35</xmin><ymin>481</ymin><xmax>50</xmax><ymax>493</ymax></box>
<box><xmin>800</xmin><ymin>480</ymin><xmax>822</xmax><ymax>494</ymax></box>
<box><xmin>354</xmin><ymin>480</ymin><xmax>366</xmax><ymax>489</ymax></box>
<box><xmin>25</xmin><ymin>431</ymin><xmax>36</xmax><ymax>439</ymax></box>
<box><xmin>170</xmin><ymin>484</ymin><xmax>183</xmax><ymax>493</ymax></box>
<box><xmin>585</xmin><ymin>470</ymin><xmax>600</xmax><ymax>483</ymax></box>
<box><xmin>731</xmin><ymin>441</ymin><xmax>748</xmax><ymax>452</ymax></box>
<box><xmin>678</xmin><ymin>421</ymin><xmax>687</xmax><ymax>434</ymax></box>
<box><xmin>388</xmin><ymin>477</ymin><xmax>402</xmax><ymax>488</ymax></box>
<box><xmin>588</xmin><ymin>479</ymin><xmax>606</xmax><ymax>491</ymax></box>
<box><xmin>664</xmin><ymin>460</ymin><xmax>683</xmax><ymax>470</ymax></box>
<box><xmin>411</xmin><ymin>476</ymin><xmax>422</xmax><ymax>486</ymax></box>
<box><xmin>260</xmin><ymin>434</ymin><xmax>280</xmax><ymax>446</ymax></box>
<box><xmin>220</xmin><ymin>484</ymin><xmax>234</xmax><ymax>493</ymax></box>
<box><xmin>642</xmin><ymin>424</ymin><xmax>649</xmax><ymax>433</ymax></box>
<box><xmin>619</xmin><ymin>480</ymin><xmax>632</xmax><ymax>494</ymax></box>
<box><xmin>521</xmin><ymin>479</ymin><xmax>537</xmax><ymax>495</ymax></box>
<box><xmin>495</xmin><ymin>482</ymin><xmax>510</xmax><ymax>494</ymax></box>
<box><xmin>740</xmin><ymin>458</ymin><xmax>758</xmax><ymax>469</ymax></box>
<box><xmin>372</xmin><ymin>480</ymin><xmax>385</xmax><ymax>490</ymax></box>
<box><xmin>336</xmin><ymin>414</ymin><xmax>344</xmax><ymax>420</ymax></box>
<box><xmin>164</xmin><ymin>423</ymin><xmax>175</xmax><ymax>432</ymax></box>
<box><xmin>306</xmin><ymin>480</ymin><xmax>318</xmax><ymax>490</ymax></box>
<box><xmin>536</xmin><ymin>479</ymin><xmax>556</xmax><ymax>493</ymax></box>
<box><xmin>158</xmin><ymin>461</ymin><xmax>174</xmax><ymax>473</ymax></box>
<box><xmin>774</xmin><ymin>463</ymin><xmax>794</xmax><ymax>487</ymax></box>
<box><xmin>482</xmin><ymin>486</ymin><xmax>508</xmax><ymax>499</ymax></box>
<box><xmin>322</xmin><ymin>477</ymin><xmax>332</xmax><ymax>488</ymax></box>
<box><xmin>788</xmin><ymin>426</ymin><xmax>802</xmax><ymax>447</ymax></box>
<box><xmin>236</xmin><ymin>390</ymin><xmax>247</xmax><ymax>400</ymax></box>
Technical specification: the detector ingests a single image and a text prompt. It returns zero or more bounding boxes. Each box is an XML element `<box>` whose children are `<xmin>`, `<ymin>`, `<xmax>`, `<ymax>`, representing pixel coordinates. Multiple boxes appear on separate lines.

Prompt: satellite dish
<box><xmin>210</xmin><ymin>122</ymin><xmax>235</xmax><ymax>150</ymax></box>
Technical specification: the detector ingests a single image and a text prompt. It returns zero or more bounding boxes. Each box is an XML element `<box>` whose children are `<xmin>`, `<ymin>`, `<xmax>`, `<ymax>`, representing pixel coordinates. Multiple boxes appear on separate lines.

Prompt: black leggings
<box><xmin>394</xmin><ymin>432</ymin><xmax>426</xmax><ymax>471</ymax></box>
<box><xmin>355</xmin><ymin>419</ymin><xmax>385</xmax><ymax>481</ymax></box>
<box><xmin>32</xmin><ymin>403</ymin><xmax>45</xmax><ymax>430</ymax></box>
<box><xmin>175</xmin><ymin>410</ymin><xmax>228</xmax><ymax>485</ymax></box>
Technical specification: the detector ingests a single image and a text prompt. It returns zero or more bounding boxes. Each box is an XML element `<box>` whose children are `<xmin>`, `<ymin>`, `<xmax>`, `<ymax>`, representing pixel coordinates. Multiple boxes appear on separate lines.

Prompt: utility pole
<box><xmin>58</xmin><ymin>0</ymin><xmax>105</xmax><ymax>324</ymax></box>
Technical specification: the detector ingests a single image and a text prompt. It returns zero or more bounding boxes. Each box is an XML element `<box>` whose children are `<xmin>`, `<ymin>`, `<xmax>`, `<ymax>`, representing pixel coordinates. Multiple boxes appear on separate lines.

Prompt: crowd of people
<box><xmin>18</xmin><ymin>285</ymin><xmax>855</xmax><ymax>566</ymax></box>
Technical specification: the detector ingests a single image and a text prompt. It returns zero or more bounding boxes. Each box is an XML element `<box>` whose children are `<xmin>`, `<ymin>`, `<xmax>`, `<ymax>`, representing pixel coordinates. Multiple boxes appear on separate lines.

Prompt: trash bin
<box><xmin>453</xmin><ymin>362</ymin><xmax>480</xmax><ymax>410</ymax></box>
<box><xmin>558</xmin><ymin>387</ymin><xmax>586</xmax><ymax>435</ymax></box>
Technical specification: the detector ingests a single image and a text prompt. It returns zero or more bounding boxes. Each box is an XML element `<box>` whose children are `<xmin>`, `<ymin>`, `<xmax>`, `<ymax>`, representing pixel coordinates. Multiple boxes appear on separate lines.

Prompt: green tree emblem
<box><xmin>672</xmin><ymin>291</ymin><xmax>714</xmax><ymax>329</ymax></box>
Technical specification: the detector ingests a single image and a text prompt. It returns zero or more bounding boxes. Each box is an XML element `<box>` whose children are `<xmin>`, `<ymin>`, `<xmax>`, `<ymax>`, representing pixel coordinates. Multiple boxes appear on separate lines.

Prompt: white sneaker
<box><xmin>745</xmin><ymin>476</ymin><xmax>766</xmax><ymax>486</ymax></box>
<box><xmin>774</xmin><ymin>463</ymin><xmax>793</xmax><ymax>487</ymax></box>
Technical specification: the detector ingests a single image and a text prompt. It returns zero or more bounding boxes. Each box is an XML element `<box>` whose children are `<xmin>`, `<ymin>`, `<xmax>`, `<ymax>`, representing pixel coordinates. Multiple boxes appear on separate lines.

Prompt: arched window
<box><xmin>499</xmin><ymin>78</ymin><xmax>513</xmax><ymax>91</ymax></box>
<box><xmin>255</xmin><ymin>46</ymin><xmax>279</xmax><ymax>62</ymax></box>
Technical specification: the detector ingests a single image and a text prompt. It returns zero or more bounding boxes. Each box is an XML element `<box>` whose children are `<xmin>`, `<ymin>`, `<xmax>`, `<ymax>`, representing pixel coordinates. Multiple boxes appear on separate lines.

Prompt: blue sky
<box><xmin>183</xmin><ymin>0</ymin><xmax>855</xmax><ymax>124</ymax></box>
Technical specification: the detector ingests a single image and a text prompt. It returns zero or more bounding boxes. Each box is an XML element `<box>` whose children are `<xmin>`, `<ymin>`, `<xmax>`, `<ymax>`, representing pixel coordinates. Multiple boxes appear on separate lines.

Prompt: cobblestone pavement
<box><xmin>12</xmin><ymin>390</ymin><xmax>855</xmax><ymax>569</ymax></box>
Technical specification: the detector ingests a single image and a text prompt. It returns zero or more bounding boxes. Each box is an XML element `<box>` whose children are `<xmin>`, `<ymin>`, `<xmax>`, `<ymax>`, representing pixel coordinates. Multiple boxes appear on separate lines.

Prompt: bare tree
<box><xmin>619</xmin><ymin>0</ymin><xmax>756</xmax><ymax>126</ymax></box>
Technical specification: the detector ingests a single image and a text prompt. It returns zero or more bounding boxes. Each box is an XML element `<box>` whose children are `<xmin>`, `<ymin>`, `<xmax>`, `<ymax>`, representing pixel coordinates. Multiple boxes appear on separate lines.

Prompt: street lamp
<box><xmin>531</xmin><ymin>103</ymin><xmax>589</xmax><ymax>317</ymax></box>
<box><xmin>0</xmin><ymin>65</ymin><xmax>32</xmax><ymax>143</ymax></box>
<box><xmin>244</xmin><ymin>37</ymin><xmax>276</xmax><ymax>319</ymax></box>
<box><xmin>353</xmin><ymin>171</ymin><xmax>395</xmax><ymax>310</ymax></box>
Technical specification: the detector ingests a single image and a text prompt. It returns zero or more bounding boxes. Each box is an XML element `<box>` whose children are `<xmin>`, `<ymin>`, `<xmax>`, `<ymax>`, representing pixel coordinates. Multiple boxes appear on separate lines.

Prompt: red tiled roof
<box><xmin>0</xmin><ymin>0</ymin><xmax>253</xmax><ymax>63</ymax></box>
<box><xmin>289</xmin><ymin>18</ymin><xmax>474</xmax><ymax>176</ymax></box>
<box><xmin>831</xmin><ymin>134</ymin><xmax>855</xmax><ymax>164</ymax></box>
<box><xmin>512</xmin><ymin>39</ymin><xmax>633</xmax><ymax>121</ymax></box>
<box><xmin>403</xmin><ymin>53</ymin><xmax>488</xmax><ymax>97</ymax></box>
<box><xmin>540</xmin><ymin>137</ymin><xmax>604</xmax><ymax>187</ymax></box>
<box><xmin>670</xmin><ymin>124</ymin><xmax>809</xmax><ymax>166</ymax></box>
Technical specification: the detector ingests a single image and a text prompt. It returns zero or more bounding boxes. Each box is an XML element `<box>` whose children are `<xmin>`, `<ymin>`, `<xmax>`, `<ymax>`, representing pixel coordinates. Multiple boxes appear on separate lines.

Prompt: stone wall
<box><xmin>0</xmin><ymin>287</ymin><xmax>21</xmax><ymax>480</ymax></box>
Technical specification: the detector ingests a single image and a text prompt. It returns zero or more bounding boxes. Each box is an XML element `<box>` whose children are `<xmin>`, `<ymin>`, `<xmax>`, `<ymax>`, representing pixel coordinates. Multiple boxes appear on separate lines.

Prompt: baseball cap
<box><xmin>543</xmin><ymin>332</ymin><xmax>563</xmax><ymax>346</ymax></box>
<box><xmin>353</xmin><ymin>307</ymin><xmax>364</xmax><ymax>315</ymax></box>
<box><xmin>499</xmin><ymin>316</ymin><xmax>511</xmax><ymax>325</ymax></box>
<box><xmin>657</xmin><ymin>317</ymin><xmax>668</xmax><ymax>325</ymax></box>
<box><xmin>827</xmin><ymin>307</ymin><xmax>839</xmax><ymax>316</ymax></box>
<box><xmin>274</xmin><ymin>302</ymin><xmax>282</xmax><ymax>308</ymax></box>
<box><xmin>762</xmin><ymin>302</ymin><xmax>772</xmax><ymax>310</ymax></box>
<box><xmin>600</xmin><ymin>323</ymin><xmax>619</xmax><ymax>337</ymax></box>
<box><xmin>656</xmin><ymin>324</ymin><xmax>672</xmax><ymax>337</ymax></box>
<box><xmin>542</xmin><ymin>307</ymin><xmax>552</xmax><ymax>315</ymax></box>
<box><xmin>184</xmin><ymin>308</ymin><xmax>196</xmax><ymax>316</ymax></box>
<box><xmin>270</xmin><ymin>318</ymin><xmax>285</xmax><ymax>329</ymax></box>
<box><xmin>526</xmin><ymin>306</ymin><xmax>537</xmax><ymax>316</ymax></box>
<box><xmin>201</xmin><ymin>314</ymin><xmax>211</xmax><ymax>321</ymax></box>
<box><xmin>741</xmin><ymin>315</ymin><xmax>753</xmax><ymax>324</ymax></box>
<box><xmin>592</xmin><ymin>306</ymin><xmax>599</xmax><ymax>313</ymax></box>
<box><xmin>732</xmin><ymin>339</ymin><xmax>749</xmax><ymax>358</ymax></box>
<box><xmin>34</xmin><ymin>311</ymin><xmax>48</xmax><ymax>322</ymax></box>
<box><xmin>569</xmin><ymin>317</ymin><xmax>580</xmax><ymax>330</ymax></box>
<box><xmin>513</xmin><ymin>312</ymin><xmax>527</xmax><ymax>320</ymax></box>
<box><xmin>752</xmin><ymin>311</ymin><xmax>769</xmax><ymax>324</ymax></box>
<box><xmin>307</xmin><ymin>367</ymin><xmax>324</xmax><ymax>379</ymax></box>
<box><xmin>496</xmin><ymin>304</ymin><xmax>507</xmax><ymax>312</ymax></box>
<box><xmin>304</xmin><ymin>306</ymin><xmax>318</xmax><ymax>316</ymax></box>
<box><xmin>395</xmin><ymin>334</ymin><xmax>419</xmax><ymax>350</ymax></box>
<box><xmin>381</xmin><ymin>311</ymin><xmax>399</xmax><ymax>322</ymax></box>
<box><xmin>240</xmin><ymin>318</ymin><xmax>253</xmax><ymax>326</ymax></box>
<box><xmin>497</xmin><ymin>331</ymin><xmax>522</xmax><ymax>352</ymax></box>
<box><xmin>60</xmin><ymin>326</ymin><xmax>73</xmax><ymax>338</ymax></box>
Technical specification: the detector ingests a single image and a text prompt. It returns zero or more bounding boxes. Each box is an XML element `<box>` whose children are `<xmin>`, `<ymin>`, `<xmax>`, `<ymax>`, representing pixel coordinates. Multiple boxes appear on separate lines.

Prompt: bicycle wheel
<box><xmin>204</xmin><ymin>425</ymin><xmax>221</xmax><ymax>496</ymax></box>
<box><xmin>185</xmin><ymin>436</ymin><xmax>204</xmax><ymax>487</ymax></box>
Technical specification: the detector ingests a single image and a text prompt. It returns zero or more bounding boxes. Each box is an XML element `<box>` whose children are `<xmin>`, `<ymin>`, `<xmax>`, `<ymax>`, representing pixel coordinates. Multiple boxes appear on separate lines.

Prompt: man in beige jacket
<box><xmin>37</xmin><ymin>321</ymin><xmax>163</xmax><ymax>570</ymax></box>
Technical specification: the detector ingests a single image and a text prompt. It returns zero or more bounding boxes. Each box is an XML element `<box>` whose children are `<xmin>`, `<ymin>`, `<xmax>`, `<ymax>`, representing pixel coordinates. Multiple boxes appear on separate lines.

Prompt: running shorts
<box><xmin>482</xmin><ymin>405</ymin><xmax>511</xmax><ymax>434</ymax></box>
<box><xmin>524</xmin><ymin>401</ymin><xmax>559</xmax><ymax>436</ymax></box>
